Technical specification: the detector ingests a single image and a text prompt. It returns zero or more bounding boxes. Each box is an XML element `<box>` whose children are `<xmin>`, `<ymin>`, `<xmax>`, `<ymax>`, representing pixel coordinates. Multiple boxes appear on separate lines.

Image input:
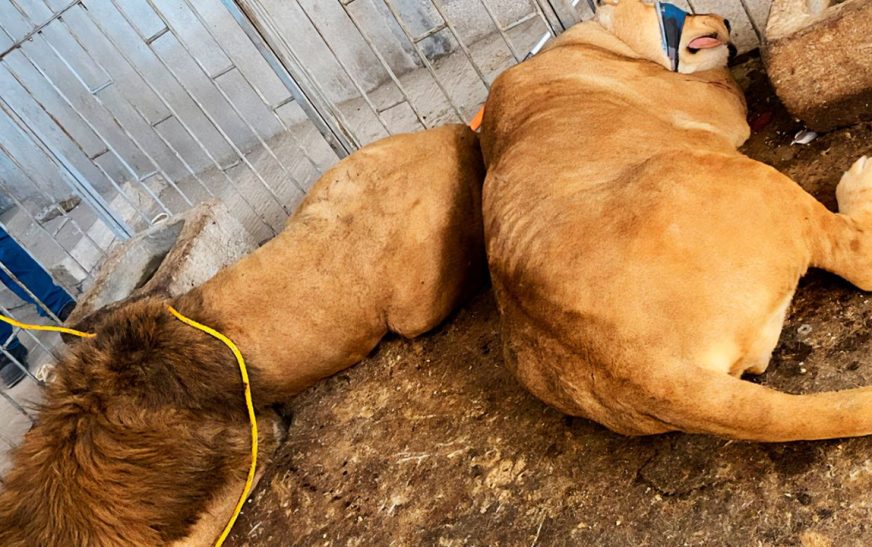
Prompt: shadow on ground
<box><xmin>229</xmin><ymin>59</ymin><xmax>872</xmax><ymax>546</ymax></box>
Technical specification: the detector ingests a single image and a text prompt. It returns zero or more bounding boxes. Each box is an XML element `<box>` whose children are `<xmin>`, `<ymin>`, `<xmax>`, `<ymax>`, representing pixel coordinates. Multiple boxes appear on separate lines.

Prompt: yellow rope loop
<box><xmin>0</xmin><ymin>313</ymin><xmax>95</xmax><ymax>339</ymax></box>
<box><xmin>0</xmin><ymin>309</ymin><xmax>257</xmax><ymax>547</ymax></box>
<box><xmin>166</xmin><ymin>306</ymin><xmax>258</xmax><ymax>547</ymax></box>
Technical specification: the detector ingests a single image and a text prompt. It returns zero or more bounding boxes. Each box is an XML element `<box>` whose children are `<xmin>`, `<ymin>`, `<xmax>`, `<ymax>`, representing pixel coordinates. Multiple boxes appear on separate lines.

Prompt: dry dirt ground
<box><xmin>227</xmin><ymin>59</ymin><xmax>872</xmax><ymax>546</ymax></box>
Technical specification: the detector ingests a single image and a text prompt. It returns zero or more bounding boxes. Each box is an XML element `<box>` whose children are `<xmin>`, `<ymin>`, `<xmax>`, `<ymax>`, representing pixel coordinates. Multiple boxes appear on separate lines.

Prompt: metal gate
<box><xmin>234</xmin><ymin>0</ymin><xmax>564</xmax><ymax>148</ymax></box>
<box><xmin>0</xmin><ymin>0</ymin><xmax>772</xmax><ymax>470</ymax></box>
<box><xmin>231</xmin><ymin>0</ymin><xmax>769</xmax><ymax>153</ymax></box>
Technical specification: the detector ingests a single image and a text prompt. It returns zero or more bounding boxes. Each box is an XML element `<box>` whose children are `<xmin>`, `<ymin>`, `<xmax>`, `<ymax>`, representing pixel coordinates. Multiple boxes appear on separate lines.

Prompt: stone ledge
<box><xmin>65</xmin><ymin>199</ymin><xmax>257</xmax><ymax>330</ymax></box>
<box><xmin>763</xmin><ymin>0</ymin><xmax>872</xmax><ymax>132</ymax></box>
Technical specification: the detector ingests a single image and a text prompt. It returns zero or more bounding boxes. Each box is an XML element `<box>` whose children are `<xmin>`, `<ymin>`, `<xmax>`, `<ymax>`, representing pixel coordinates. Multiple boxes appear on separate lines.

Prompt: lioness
<box><xmin>0</xmin><ymin>124</ymin><xmax>485</xmax><ymax>545</ymax></box>
<box><xmin>480</xmin><ymin>0</ymin><xmax>872</xmax><ymax>441</ymax></box>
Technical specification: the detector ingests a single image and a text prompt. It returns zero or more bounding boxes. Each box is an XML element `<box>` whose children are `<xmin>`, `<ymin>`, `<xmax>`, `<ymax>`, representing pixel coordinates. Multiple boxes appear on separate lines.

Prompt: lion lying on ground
<box><xmin>0</xmin><ymin>124</ymin><xmax>485</xmax><ymax>546</ymax></box>
<box><xmin>480</xmin><ymin>0</ymin><xmax>872</xmax><ymax>442</ymax></box>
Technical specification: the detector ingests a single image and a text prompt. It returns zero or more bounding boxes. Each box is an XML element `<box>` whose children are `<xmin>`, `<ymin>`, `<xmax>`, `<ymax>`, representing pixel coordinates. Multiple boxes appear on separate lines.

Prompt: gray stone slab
<box><xmin>65</xmin><ymin>198</ymin><xmax>258</xmax><ymax>328</ymax></box>
<box><xmin>764</xmin><ymin>0</ymin><xmax>872</xmax><ymax>132</ymax></box>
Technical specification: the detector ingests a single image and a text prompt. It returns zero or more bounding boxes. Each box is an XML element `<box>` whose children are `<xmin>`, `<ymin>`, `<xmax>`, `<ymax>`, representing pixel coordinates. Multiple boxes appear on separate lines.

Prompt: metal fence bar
<box><xmin>338</xmin><ymin>2</ymin><xmax>428</xmax><ymax>130</ymax></box>
<box><xmin>538</xmin><ymin>0</ymin><xmax>569</xmax><ymax>31</ymax></box>
<box><xmin>0</xmin><ymin>167</ymin><xmax>105</xmax><ymax>281</ymax></box>
<box><xmin>82</xmin><ymin>1</ymin><xmax>279</xmax><ymax>236</ymax></box>
<box><xmin>134</xmin><ymin>38</ymin><xmax>290</xmax><ymax>221</ymax></box>
<box><xmin>57</xmin><ymin>5</ymin><xmax>275</xmax><ymax>229</ymax></box>
<box><xmin>172</xmin><ymin>0</ymin><xmax>319</xmax><ymax>193</ymax></box>
<box><xmin>1</xmin><ymin>59</ymin><xmax>161</xmax><ymax>230</ymax></box>
<box><xmin>0</xmin><ymin>279</ymin><xmax>66</xmax><ymax>367</ymax></box>
<box><xmin>4</xmin><ymin>48</ymin><xmax>167</xmax><ymax>228</ymax></box>
<box><xmin>294</xmin><ymin>1</ymin><xmax>393</xmax><ymax>138</ymax></box>
<box><xmin>0</xmin><ymin>385</ymin><xmax>31</xmax><ymax>421</ymax></box>
<box><xmin>526</xmin><ymin>0</ymin><xmax>563</xmax><ymax>35</ymax></box>
<box><xmin>32</xmin><ymin>28</ymin><xmax>191</xmax><ymax>213</ymax></box>
<box><xmin>738</xmin><ymin>0</ymin><xmax>764</xmax><ymax>42</ymax></box>
<box><xmin>223</xmin><ymin>0</ymin><xmax>358</xmax><ymax>156</ymax></box>
<box><xmin>0</xmin><ymin>92</ymin><xmax>132</xmax><ymax>239</ymax></box>
<box><xmin>380</xmin><ymin>0</ymin><xmax>466</xmax><ymax>122</ymax></box>
<box><xmin>243</xmin><ymin>0</ymin><xmax>365</xmax><ymax>151</ymax></box>
<box><xmin>183</xmin><ymin>0</ymin><xmax>324</xmax><ymax>177</ymax></box>
<box><xmin>429</xmin><ymin>0</ymin><xmax>493</xmax><ymax>87</ymax></box>
<box><xmin>267</xmin><ymin>99</ymin><xmax>333</xmax><ymax>176</ymax></box>
<box><xmin>0</xmin><ymin>279</ymin><xmax>65</xmax><ymax>384</ymax></box>
<box><xmin>138</xmin><ymin>127</ymin><xmax>218</xmax><ymax>203</ymax></box>
<box><xmin>0</xmin><ymin>327</ymin><xmax>46</xmax><ymax>389</ymax></box>
<box><xmin>476</xmin><ymin>0</ymin><xmax>525</xmax><ymax>62</ymax></box>
<box><xmin>0</xmin><ymin>261</ymin><xmax>61</xmax><ymax>324</ymax></box>
<box><xmin>146</xmin><ymin>0</ymin><xmax>310</xmax><ymax>198</ymax></box>
<box><xmin>10</xmin><ymin>29</ymin><xmax>177</xmax><ymax>220</ymax></box>
<box><xmin>110</xmin><ymin>2</ymin><xmax>289</xmax><ymax>222</ymax></box>
<box><xmin>3</xmin><ymin>323</ymin><xmax>65</xmax><ymax>371</ymax></box>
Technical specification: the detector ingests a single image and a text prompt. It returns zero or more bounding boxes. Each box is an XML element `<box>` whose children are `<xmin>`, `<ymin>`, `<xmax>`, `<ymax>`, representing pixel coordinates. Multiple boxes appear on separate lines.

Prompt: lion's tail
<box><xmin>645</xmin><ymin>365</ymin><xmax>872</xmax><ymax>441</ymax></box>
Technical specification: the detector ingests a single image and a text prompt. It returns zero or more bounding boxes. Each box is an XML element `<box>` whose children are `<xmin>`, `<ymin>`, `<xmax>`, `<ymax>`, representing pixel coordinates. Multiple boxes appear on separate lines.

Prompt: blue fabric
<box><xmin>656</xmin><ymin>1</ymin><xmax>688</xmax><ymax>72</ymax></box>
<box><xmin>0</xmin><ymin>228</ymin><xmax>74</xmax><ymax>349</ymax></box>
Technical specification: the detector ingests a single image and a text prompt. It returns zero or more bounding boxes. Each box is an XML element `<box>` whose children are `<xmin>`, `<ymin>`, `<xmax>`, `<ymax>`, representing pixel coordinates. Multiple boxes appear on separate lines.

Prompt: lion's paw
<box><xmin>836</xmin><ymin>156</ymin><xmax>872</xmax><ymax>220</ymax></box>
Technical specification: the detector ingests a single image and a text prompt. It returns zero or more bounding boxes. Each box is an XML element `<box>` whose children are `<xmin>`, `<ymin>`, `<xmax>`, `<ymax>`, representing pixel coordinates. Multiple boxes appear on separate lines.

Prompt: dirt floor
<box><xmin>227</xmin><ymin>59</ymin><xmax>872</xmax><ymax>546</ymax></box>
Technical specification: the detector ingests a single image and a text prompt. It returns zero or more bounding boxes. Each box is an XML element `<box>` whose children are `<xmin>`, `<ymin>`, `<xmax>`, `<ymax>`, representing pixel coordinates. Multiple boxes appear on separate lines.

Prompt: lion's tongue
<box><xmin>688</xmin><ymin>36</ymin><xmax>722</xmax><ymax>49</ymax></box>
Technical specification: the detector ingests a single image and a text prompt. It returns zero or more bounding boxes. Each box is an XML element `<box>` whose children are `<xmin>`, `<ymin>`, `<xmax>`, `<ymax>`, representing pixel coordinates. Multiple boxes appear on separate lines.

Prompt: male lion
<box><xmin>480</xmin><ymin>0</ymin><xmax>872</xmax><ymax>442</ymax></box>
<box><xmin>0</xmin><ymin>124</ymin><xmax>485</xmax><ymax>545</ymax></box>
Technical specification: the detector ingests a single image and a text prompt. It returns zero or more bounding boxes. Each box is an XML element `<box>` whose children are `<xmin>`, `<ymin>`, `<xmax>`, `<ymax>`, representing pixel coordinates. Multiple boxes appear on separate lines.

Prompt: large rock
<box><xmin>763</xmin><ymin>0</ymin><xmax>872</xmax><ymax>132</ymax></box>
<box><xmin>65</xmin><ymin>199</ymin><xmax>257</xmax><ymax>329</ymax></box>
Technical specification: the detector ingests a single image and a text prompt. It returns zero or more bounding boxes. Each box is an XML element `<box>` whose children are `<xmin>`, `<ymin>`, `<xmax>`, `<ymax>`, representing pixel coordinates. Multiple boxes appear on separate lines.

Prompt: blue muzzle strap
<box><xmin>587</xmin><ymin>1</ymin><xmax>688</xmax><ymax>73</ymax></box>
<box><xmin>655</xmin><ymin>1</ymin><xmax>688</xmax><ymax>72</ymax></box>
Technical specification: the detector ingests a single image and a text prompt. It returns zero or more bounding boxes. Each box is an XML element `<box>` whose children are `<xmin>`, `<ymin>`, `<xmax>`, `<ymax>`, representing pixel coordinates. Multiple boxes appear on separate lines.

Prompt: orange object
<box><xmin>469</xmin><ymin>106</ymin><xmax>485</xmax><ymax>132</ymax></box>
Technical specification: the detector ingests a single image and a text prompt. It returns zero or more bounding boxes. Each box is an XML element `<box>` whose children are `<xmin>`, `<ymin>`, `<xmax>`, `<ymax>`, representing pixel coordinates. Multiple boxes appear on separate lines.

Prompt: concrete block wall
<box><xmin>252</xmin><ymin>0</ymin><xmax>773</xmax><ymax>107</ymax></box>
<box><xmin>0</xmin><ymin>0</ymin><xmax>338</xmax><ymax>294</ymax></box>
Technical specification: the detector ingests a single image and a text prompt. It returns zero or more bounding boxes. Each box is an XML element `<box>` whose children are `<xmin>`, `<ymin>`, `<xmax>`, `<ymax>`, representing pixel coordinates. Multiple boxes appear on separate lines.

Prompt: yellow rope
<box><xmin>0</xmin><ymin>308</ymin><xmax>257</xmax><ymax>546</ymax></box>
<box><xmin>166</xmin><ymin>306</ymin><xmax>258</xmax><ymax>547</ymax></box>
<box><xmin>0</xmin><ymin>313</ymin><xmax>96</xmax><ymax>339</ymax></box>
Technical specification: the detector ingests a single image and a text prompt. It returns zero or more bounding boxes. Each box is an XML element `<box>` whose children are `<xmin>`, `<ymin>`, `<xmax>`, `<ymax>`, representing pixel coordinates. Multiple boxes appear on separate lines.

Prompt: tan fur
<box><xmin>199</xmin><ymin>124</ymin><xmax>486</xmax><ymax>398</ymax></box>
<box><xmin>481</xmin><ymin>0</ymin><xmax>872</xmax><ymax>442</ymax></box>
<box><xmin>0</xmin><ymin>124</ymin><xmax>485</xmax><ymax>545</ymax></box>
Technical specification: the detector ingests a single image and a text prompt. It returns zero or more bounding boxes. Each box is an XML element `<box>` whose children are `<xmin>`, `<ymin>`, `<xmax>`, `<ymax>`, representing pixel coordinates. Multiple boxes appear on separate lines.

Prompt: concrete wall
<box><xmin>250</xmin><ymin>0</ymin><xmax>772</xmax><ymax>109</ymax></box>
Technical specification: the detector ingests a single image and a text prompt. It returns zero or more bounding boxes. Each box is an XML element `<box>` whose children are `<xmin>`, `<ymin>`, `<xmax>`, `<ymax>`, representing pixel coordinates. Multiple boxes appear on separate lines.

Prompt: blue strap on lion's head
<box><xmin>655</xmin><ymin>1</ymin><xmax>688</xmax><ymax>72</ymax></box>
<box><xmin>588</xmin><ymin>1</ymin><xmax>688</xmax><ymax>73</ymax></box>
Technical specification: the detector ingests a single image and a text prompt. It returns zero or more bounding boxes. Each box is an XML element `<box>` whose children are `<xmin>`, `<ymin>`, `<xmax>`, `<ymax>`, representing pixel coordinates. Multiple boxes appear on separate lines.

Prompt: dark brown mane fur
<box><xmin>0</xmin><ymin>294</ymin><xmax>273</xmax><ymax>546</ymax></box>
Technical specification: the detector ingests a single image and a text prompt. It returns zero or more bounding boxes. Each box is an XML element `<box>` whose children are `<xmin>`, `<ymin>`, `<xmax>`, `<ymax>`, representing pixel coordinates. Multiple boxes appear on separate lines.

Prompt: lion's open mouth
<box><xmin>687</xmin><ymin>33</ymin><xmax>723</xmax><ymax>53</ymax></box>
